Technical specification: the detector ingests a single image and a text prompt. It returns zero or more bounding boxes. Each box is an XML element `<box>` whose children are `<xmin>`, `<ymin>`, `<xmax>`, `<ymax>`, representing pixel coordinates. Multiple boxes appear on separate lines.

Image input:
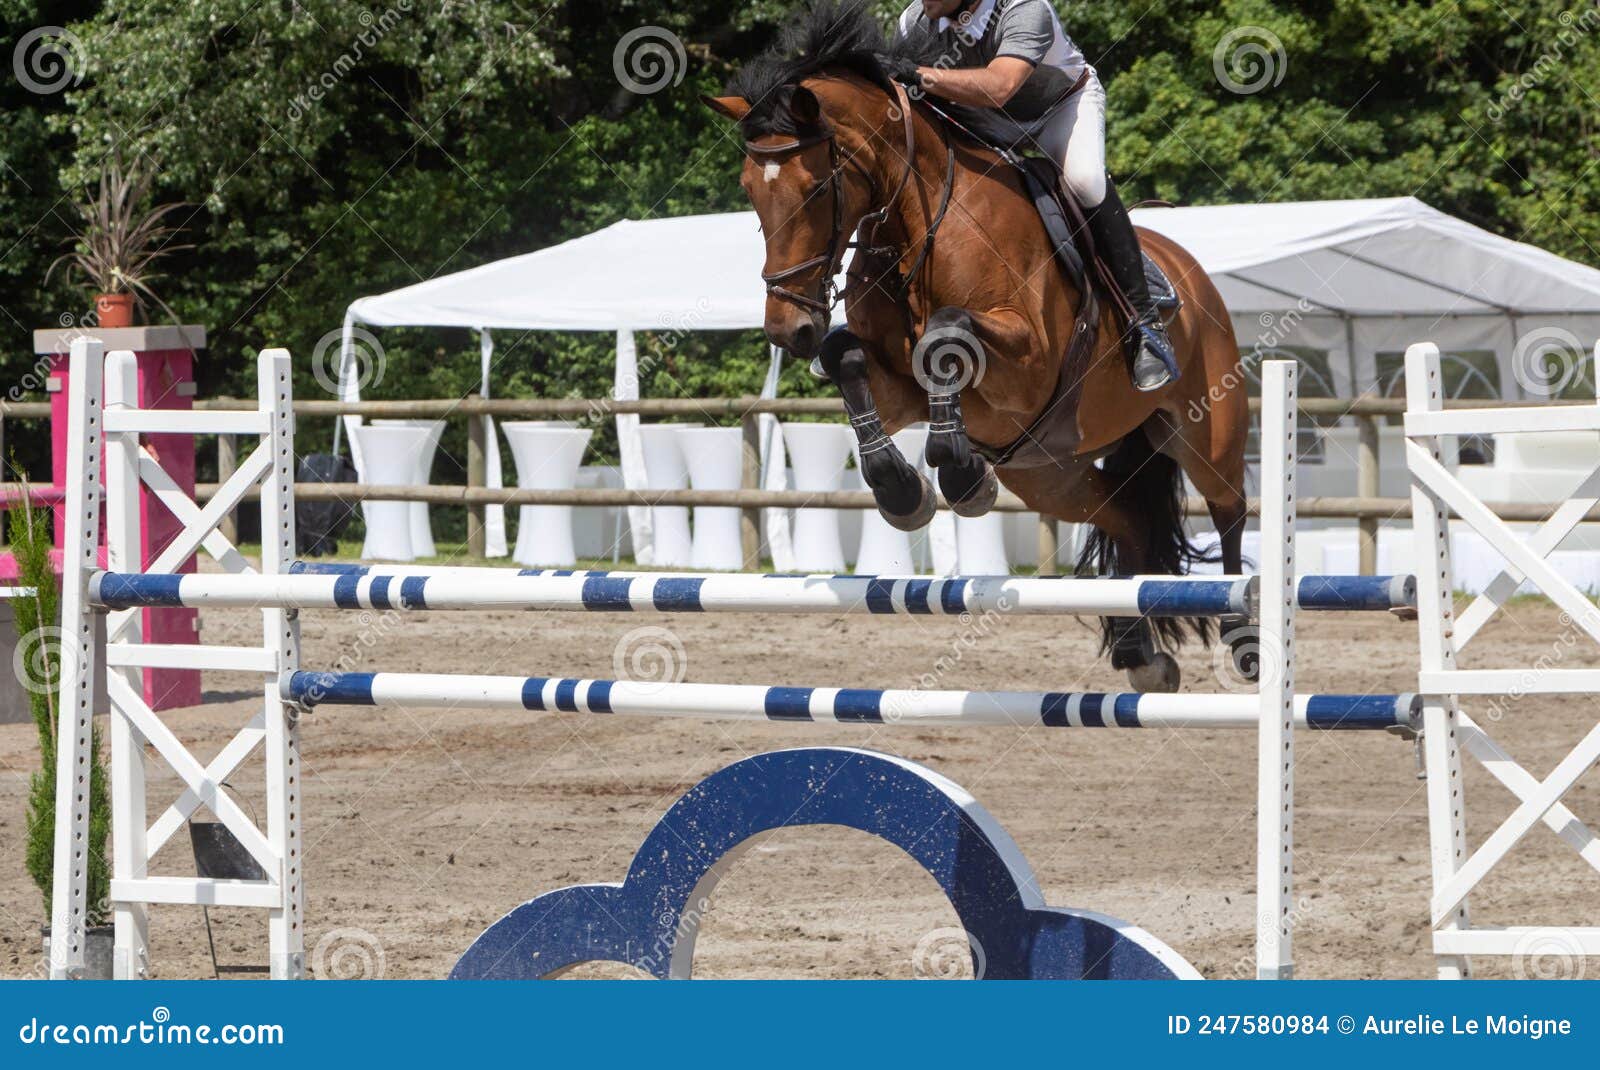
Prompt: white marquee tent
<box><xmin>337</xmin><ymin>197</ymin><xmax>1600</xmax><ymax>562</ymax></box>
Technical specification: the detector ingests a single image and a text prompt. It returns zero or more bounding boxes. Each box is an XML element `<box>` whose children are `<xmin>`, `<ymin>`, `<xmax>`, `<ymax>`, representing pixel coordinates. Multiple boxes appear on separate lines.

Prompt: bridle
<box><xmin>746</xmin><ymin>83</ymin><xmax>948</xmax><ymax>317</ymax></box>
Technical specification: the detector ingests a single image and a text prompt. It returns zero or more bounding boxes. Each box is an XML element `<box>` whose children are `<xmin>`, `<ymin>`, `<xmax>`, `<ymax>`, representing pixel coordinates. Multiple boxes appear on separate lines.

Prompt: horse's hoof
<box><xmin>947</xmin><ymin>463</ymin><xmax>998</xmax><ymax>518</ymax></box>
<box><xmin>1127</xmin><ymin>652</ymin><xmax>1180</xmax><ymax>693</ymax></box>
<box><xmin>880</xmin><ymin>471</ymin><xmax>937</xmax><ymax>532</ymax></box>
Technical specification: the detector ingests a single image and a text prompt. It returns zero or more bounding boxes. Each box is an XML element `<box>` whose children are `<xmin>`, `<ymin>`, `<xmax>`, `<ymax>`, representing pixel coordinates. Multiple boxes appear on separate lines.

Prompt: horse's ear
<box><xmin>703</xmin><ymin>95</ymin><xmax>751</xmax><ymax>122</ymax></box>
<box><xmin>788</xmin><ymin>86</ymin><xmax>822</xmax><ymax>126</ymax></box>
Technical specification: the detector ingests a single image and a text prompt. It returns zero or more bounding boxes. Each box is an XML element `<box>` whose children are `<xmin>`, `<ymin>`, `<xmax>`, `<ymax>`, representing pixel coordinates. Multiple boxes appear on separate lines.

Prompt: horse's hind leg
<box><xmin>1147</xmin><ymin>406</ymin><xmax>1255</xmax><ymax>680</ymax></box>
<box><xmin>1000</xmin><ymin>461</ymin><xmax>1182</xmax><ymax>693</ymax></box>
<box><xmin>817</xmin><ymin>327</ymin><xmax>937</xmax><ymax>531</ymax></box>
<box><xmin>919</xmin><ymin>307</ymin><xmax>999</xmax><ymax>517</ymax></box>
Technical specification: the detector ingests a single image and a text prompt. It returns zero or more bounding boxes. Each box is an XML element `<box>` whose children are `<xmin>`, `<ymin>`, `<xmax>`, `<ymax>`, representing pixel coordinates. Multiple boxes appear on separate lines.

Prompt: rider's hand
<box><xmin>881</xmin><ymin>54</ymin><xmax>925</xmax><ymax>89</ymax></box>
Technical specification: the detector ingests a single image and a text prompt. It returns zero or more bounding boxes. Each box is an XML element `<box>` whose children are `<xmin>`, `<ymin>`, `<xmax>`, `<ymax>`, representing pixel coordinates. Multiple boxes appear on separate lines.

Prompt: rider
<box><xmin>886</xmin><ymin>0</ymin><xmax>1178</xmax><ymax>391</ymax></box>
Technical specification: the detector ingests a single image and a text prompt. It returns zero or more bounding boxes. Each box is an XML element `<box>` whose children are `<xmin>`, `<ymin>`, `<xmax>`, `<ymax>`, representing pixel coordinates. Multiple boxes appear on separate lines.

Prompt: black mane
<box><xmin>727</xmin><ymin>0</ymin><xmax>895</xmax><ymax>137</ymax></box>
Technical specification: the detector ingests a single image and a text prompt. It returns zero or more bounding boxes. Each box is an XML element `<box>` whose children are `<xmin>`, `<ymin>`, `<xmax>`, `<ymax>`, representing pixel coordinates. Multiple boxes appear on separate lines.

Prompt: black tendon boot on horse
<box><xmin>817</xmin><ymin>327</ymin><xmax>937</xmax><ymax>531</ymax></box>
<box><xmin>1085</xmin><ymin>179</ymin><xmax>1180</xmax><ymax>393</ymax></box>
<box><xmin>918</xmin><ymin>307</ymin><xmax>999</xmax><ymax>517</ymax></box>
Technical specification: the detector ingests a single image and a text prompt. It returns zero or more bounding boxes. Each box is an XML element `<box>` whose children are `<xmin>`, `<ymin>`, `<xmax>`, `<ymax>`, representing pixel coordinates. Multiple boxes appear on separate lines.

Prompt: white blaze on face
<box><xmin>763</xmin><ymin>161</ymin><xmax>782</xmax><ymax>184</ymax></box>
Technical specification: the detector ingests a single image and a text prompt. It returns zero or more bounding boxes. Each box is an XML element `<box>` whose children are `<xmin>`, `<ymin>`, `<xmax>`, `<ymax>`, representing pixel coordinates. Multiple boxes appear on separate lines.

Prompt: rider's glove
<box><xmin>881</xmin><ymin>54</ymin><xmax>924</xmax><ymax>88</ymax></box>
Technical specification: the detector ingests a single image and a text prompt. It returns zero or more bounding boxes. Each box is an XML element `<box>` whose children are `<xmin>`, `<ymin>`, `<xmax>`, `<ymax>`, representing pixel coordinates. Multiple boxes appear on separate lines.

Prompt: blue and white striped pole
<box><xmin>91</xmin><ymin>570</ymin><xmax>1256</xmax><ymax>617</ymax></box>
<box><xmin>289</xmin><ymin>561</ymin><xmax>1418</xmax><ymax>613</ymax></box>
<box><xmin>281</xmin><ymin>670</ymin><xmax>1418</xmax><ymax>732</ymax></box>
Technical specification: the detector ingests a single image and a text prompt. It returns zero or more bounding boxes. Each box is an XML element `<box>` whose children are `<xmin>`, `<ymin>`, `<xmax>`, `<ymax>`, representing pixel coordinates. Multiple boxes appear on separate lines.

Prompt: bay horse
<box><xmin>706</xmin><ymin>4</ymin><xmax>1250</xmax><ymax>691</ymax></box>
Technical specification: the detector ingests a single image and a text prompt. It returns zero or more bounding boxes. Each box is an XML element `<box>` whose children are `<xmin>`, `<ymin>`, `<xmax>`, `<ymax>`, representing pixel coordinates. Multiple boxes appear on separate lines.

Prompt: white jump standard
<box><xmin>49</xmin><ymin>345</ymin><xmax>1423</xmax><ymax>981</ymax></box>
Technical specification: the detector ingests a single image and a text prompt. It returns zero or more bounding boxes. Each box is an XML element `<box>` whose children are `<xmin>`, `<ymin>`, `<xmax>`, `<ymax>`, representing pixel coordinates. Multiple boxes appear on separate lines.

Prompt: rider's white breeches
<box><xmin>1034</xmin><ymin>69</ymin><xmax>1107</xmax><ymax>208</ymax></box>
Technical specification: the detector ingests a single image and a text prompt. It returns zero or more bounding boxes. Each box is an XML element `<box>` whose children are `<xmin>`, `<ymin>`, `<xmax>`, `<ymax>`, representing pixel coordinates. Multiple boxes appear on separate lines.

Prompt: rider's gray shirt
<box><xmin>894</xmin><ymin>0</ymin><xmax>1090</xmax><ymax>149</ymax></box>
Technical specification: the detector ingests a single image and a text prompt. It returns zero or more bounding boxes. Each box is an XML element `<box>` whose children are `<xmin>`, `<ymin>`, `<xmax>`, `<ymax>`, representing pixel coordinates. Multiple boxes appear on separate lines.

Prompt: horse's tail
<box><xmin>1075</xmin><ymin>431</ymin><xmax>1219</xmax><ymax>652</ymax></box>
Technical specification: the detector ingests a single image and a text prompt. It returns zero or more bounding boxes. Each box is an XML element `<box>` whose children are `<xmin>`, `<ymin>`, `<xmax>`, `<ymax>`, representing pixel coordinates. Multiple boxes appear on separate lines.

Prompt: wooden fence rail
<box><xmin>1</xmin><ymin>391</ymin><xmax>1586</xmax><ymax>573</ymax></box>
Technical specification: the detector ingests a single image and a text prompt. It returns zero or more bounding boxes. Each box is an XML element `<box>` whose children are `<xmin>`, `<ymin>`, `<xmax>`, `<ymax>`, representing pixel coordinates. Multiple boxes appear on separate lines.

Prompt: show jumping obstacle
<box><xmin>47</xmin><ymin>338</ymin><xmax>1592</xmax><ymax>981</ymax></box>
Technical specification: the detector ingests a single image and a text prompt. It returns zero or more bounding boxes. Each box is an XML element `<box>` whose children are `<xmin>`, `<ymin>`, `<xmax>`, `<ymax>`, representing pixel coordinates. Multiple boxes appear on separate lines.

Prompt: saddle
<box><xmin>922</xmin><ymin>103</ymin><xmax>1180</xmax><ymax>470</ymax></box>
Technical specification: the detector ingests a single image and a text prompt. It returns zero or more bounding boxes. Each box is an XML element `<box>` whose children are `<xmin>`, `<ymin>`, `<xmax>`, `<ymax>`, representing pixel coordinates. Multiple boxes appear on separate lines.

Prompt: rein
<box><xmin>746</xmin><ymin>83</ymin><xmax>954</xmax><ymax>316</ymax></box>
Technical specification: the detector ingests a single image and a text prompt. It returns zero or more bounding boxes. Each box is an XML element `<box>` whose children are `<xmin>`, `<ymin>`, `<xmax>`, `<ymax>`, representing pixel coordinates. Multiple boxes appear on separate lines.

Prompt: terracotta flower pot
<box><xmin>95</xmin><ymin>292</ymin><xmax>135</xmax><ymax>328</ymax></box>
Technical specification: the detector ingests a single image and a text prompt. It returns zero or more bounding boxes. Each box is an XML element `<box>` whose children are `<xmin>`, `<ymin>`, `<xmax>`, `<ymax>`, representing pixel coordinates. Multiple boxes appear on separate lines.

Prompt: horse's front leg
<box><xmin>817</xmin><ymin>327</ymin><xmax>936</xmax><ymax>531</ymax></box>
<box><xmin>917</xmin><ymin>306</ymin><xmax>999</xmax><ymax>517</ymax></box>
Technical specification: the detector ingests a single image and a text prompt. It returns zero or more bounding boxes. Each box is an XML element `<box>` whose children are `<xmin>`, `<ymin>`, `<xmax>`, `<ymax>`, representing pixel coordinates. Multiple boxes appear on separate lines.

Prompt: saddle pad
<box><xmin>1018</xmin><ymin>157</ymin><xmax>1180</xmax><ymax>321</ymax></box>
<box><xmin>1017</xmin><ymin>158</ymin><xmax>1089</xmax><ymax>296</ymax></box>
<box><xmin>1144</xmin><ymin>251</ymin><xmax>1180</xmax><ymax>314</ymax></box>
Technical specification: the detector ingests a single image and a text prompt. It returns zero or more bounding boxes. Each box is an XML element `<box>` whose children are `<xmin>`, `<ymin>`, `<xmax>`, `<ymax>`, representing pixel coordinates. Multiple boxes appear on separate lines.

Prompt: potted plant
<box><xmin>48</xmin><ymin>149</ymin><xmax>190</xmax><ymax>329</ymax></box>
<box><xmin>11</xmin><ymin>492</ymin><xmax>113</xmax><ymax>977</ymax></box>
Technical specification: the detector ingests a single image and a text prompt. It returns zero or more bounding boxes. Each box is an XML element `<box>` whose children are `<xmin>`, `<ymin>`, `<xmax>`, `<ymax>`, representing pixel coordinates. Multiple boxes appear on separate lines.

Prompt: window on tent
<box><xmin>1375</xmin><ymin>348</ymin><xmax>1502</xmax><ymax>463</ymax></box>
<box><xmin>1237</xmin><ymin>345</ymin><xmax>1337</xmax><ymax>464</ymax></box>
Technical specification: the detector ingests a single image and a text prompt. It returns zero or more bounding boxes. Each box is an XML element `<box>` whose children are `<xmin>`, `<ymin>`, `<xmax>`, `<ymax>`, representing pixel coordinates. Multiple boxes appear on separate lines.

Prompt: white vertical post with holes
<box><xmin>48</xmin><ymin>338</ymin><xmax>105</xmax><ymax>979</ymax></box>
<box><xmin>1256</xmin><ymin>359</ymin><xmax>1297</xmax><ymax>979</ymax></box>
<box><xmin>104</xmin><ymin>351</ymin><xmax>151</xmax><ymax>978</ymax></box>
<box><xmin>1404</xmin><ymin>341</ymin><xmax>1472</xmax><ymax>979</ymax></box>
<box><xmin>259</xmin><ymin>349</ymin><xmax>305</xmax><ymax>978</ymax></box>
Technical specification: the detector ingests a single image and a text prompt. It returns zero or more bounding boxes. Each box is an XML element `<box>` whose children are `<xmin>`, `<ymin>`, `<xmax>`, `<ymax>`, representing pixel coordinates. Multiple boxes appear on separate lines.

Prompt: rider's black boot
<box><xmin>1084</xmin><ymin>179</ymin><xmax>1179</xmax><ymax>392</ymax></box>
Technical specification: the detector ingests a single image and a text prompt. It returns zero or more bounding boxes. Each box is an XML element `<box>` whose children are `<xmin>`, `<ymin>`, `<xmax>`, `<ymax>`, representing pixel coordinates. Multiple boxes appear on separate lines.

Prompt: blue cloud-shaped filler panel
<box><xmin>451</xmin><ymin>747</ymin><xmax>1200</xmax><ymax>980</ymax></box>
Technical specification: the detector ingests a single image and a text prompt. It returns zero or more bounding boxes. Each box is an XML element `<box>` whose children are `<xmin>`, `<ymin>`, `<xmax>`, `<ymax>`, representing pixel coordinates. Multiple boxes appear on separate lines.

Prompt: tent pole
<box><xmin>1345</xmin><ymin>314</ymin><xmax>1379</xmax><ymax>576</ymax></box>
<box><xmin>467</xmin><ymin>329</ymin><xmax>490</xmax><ymax>557</ymax></box>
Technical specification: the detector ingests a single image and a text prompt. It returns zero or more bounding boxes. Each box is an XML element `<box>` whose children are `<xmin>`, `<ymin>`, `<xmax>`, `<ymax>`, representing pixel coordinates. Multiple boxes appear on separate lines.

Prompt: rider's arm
<box><xmin>914</xmin><ymin>57</ymin><xmax>1035</xmax><ymax>109</ymax></box>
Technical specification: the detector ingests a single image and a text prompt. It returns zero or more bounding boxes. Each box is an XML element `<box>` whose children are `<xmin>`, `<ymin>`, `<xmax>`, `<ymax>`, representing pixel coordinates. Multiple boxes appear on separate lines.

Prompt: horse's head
<box><xmin>707</xmin><ymin>84</ymin><xmax>878</xmax><ymax>358</ymax></box>
<box><xmin>704</xmin><ymin>0</ymin><xmax>904</xmax><ymax>357</ymax></box>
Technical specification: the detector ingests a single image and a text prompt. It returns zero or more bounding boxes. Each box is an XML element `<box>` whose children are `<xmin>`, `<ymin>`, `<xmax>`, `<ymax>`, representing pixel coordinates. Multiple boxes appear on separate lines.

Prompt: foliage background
<box><xmin>2</xmin><ymin>0</ymin><xmax>1597</xmax><ymax>484</ymax></box>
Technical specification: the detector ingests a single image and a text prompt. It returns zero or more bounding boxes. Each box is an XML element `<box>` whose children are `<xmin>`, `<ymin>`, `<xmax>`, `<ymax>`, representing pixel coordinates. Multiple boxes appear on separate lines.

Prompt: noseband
<box><xmin>746</xmin><ymin>84</ymin><xmax>924</xmax><ymax>316</ymax></box>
